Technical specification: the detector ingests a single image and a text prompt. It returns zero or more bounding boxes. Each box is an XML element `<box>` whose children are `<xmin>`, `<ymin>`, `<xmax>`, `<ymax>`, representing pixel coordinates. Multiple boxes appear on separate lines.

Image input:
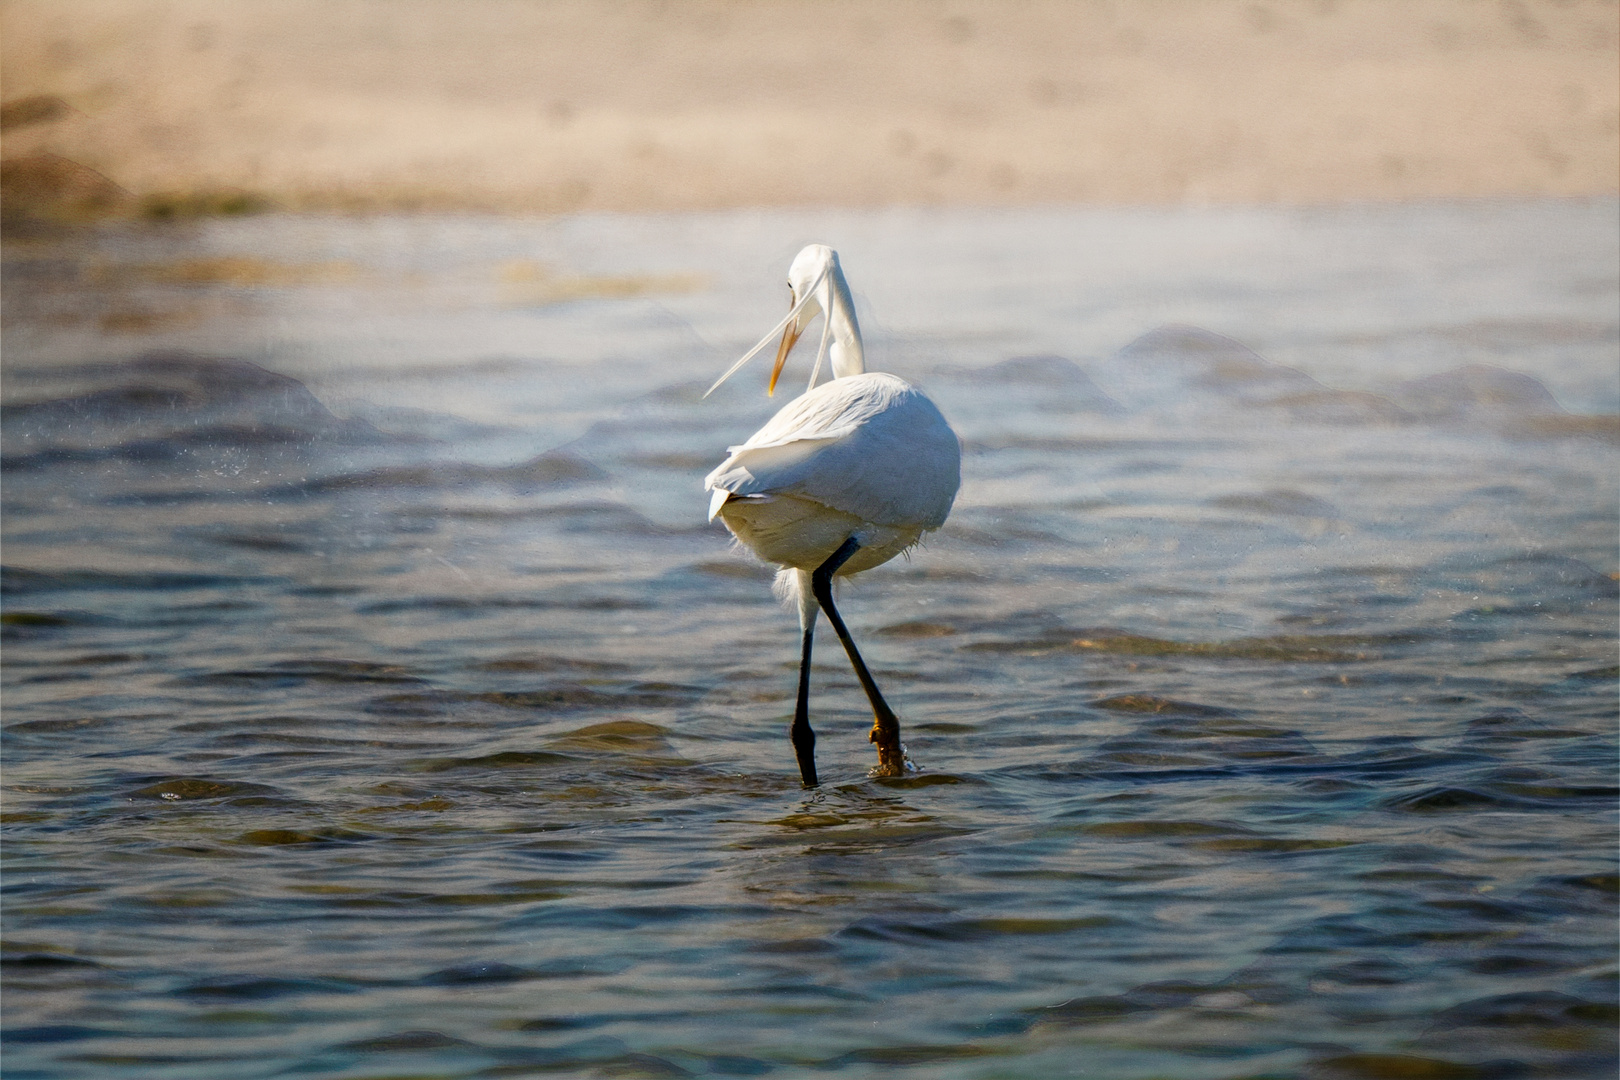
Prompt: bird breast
<box><xmin>715</xmin><ymin>493</ymin><xmax>919</xmax><ymax>574</ymax></box>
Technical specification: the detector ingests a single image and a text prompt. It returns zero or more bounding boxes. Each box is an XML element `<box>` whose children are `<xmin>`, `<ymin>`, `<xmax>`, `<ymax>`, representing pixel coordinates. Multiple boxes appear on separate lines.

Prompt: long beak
<box><xmin>702</xmin><ymin>269</ymin><xmax>827</xmax><ymax>399</ymax></box>
<box><xmin>766</xmin><ymin>319</ymin><xmax>804</xmax><ymax>396</ymax></box>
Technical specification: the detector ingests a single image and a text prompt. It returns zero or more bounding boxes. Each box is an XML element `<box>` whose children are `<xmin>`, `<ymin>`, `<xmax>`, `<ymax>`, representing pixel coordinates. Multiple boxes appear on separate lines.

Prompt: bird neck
<box><xmin>825</xmin><ymin>269</ymin><xmax>865</xmax><ymax>379</ymax></box>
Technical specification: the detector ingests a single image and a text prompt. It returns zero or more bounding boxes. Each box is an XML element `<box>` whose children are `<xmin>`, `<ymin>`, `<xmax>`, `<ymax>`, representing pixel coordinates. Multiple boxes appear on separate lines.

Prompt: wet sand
<box><xmin>2</xmin><ymin>0</ymin><xmax>1616</xmax><ymax>216</ymax></box>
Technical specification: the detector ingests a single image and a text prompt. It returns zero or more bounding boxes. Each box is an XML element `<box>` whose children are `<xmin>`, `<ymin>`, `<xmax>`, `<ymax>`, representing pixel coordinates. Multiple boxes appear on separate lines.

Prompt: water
<box><xmin>2</xmin><ymin>201</ymin><xmax>1616</xmax><ymax>1079</ymax></box>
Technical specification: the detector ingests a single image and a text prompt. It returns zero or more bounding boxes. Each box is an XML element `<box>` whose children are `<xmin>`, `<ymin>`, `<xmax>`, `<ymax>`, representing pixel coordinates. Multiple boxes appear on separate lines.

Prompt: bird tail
<box><xmin>773</xmin><ymin>567</ymin><xmax>819</xmax><ymax>631</ymax></box>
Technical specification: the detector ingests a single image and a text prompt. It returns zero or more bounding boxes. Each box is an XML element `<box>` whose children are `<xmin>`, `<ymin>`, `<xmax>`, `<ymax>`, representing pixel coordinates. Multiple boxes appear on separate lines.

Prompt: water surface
<box><xmin>3</xmin><ymin>202</ymin><xmax>1617</xmax><ymax>1079</ymax></box>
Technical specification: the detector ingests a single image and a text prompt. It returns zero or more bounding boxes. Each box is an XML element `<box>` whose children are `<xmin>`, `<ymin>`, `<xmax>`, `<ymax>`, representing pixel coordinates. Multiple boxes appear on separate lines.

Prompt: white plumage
<box><xmin>707</xmin><ymin>371</ymin><xmax>958</xmax><ymax>575</ymax></box>
<box><xmin>702</xmin><ymin>244</ymin><xmax>960</xmax><ymax>784</ymax></box>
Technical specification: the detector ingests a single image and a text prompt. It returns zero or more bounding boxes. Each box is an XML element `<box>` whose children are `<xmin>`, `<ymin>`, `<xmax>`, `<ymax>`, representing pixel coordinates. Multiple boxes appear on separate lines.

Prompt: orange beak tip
<box><xmin>768</xmin><ymin>320</ymin><xmax>801</xmax><ymax>398</ymax></box>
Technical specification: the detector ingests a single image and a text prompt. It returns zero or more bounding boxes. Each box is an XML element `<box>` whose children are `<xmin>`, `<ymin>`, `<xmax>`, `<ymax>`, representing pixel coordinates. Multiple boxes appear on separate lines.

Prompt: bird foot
<box><xmin>868</xmin><ymin>726</ymin><xmax>909</xmax><ymax>777</ymax></box>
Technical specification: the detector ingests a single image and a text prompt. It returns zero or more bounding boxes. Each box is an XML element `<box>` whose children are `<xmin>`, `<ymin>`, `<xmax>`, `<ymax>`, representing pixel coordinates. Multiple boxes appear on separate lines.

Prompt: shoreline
<box><xmin>3</xmin><ymin>191</ymin><xmax>1613</xmax><ymax>239</ymax></box>
<box><xmin>3</xmin><ymin>0</ymin><xmax>1615</xmax><ymax>223</ymax></box>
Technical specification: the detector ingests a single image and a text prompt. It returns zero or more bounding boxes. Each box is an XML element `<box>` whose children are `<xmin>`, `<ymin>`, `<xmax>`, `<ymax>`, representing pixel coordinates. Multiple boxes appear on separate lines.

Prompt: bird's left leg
<box><xmin>810</xmin><ymin>537</ymin><xmax>906</xmax><ymax>777</ymax></box>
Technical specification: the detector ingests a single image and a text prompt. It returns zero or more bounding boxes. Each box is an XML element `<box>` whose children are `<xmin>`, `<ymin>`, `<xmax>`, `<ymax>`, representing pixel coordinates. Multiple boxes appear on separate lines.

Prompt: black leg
<box><xmin>791</xmin><ymin>623</ymin><xmax>818</xmax><ymax>787</ymax></box>
<box><xmin>811</xmin><ymin>537</ymin><xmax>906</xmax><ymax>776</ymax></box>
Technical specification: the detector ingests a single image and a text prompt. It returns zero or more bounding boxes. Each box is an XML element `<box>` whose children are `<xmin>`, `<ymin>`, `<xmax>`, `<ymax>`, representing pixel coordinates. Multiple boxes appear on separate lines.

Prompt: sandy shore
<box><xmin>2</xmin><ymin>0</ymin><xmax>1616</xmax><ymax>217</ymax></box>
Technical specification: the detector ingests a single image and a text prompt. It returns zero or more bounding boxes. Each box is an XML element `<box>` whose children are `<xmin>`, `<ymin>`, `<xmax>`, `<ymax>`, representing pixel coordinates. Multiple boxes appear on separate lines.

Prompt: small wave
<box><xmin>375</xmin><ymin>686</ymin><xmax>679</xmax><ymax>715</ymax></box>
<box><xmin>875</xmin><ymin>620</ymin><xmax>959</xmax><ymax>638</ymax></box>
<box><xmin>1302</xmin><ymin>1052</ymin><xmax>1511</xmax><ymax>1079</ymax></box>
<box><xmin>1192</xmin><ymin>836</ymin><xmax>1359</xmax><ymax>853</ymax></box>
<box><xmin>1</xmin><ymin>952</ymin><xmax>106</xmax><ymax>971</ymax></box>
<box><xmin>1078</xmin><ymin>701</ymin><xmax>1325</xmax><ymax>775</ymax></box>
<box><xmin>474</xmin><ymin>653</ymin><xmax>633</xmax><ymax>674</ymax></box>
<box><xmin>1088</xmin><ymin>326</ymin><xmax>1613</xmax><ymax>439</ymax></box>
<box><xmin>233</xmin><ymin>828</ymin><xmax>375</xmax><ymax>845</ymax></box>
<box><xmin>1260</xmin><ymin>388</ymin><xmax>1411</xmax><ymax>425</ymax></box>
<box><xmin>1461</xmin><ymin>709</ymin><xmax>1595</xmax><ymax>743</ymax></box>
<box><xmin>1503</xmin><ymin>413</ymin><xmax>1620</xmax><ymax>443</ymax></box>
<box><xmin>1089</xmin><ymin>694</ymin><xmax>1237</xmax><ymax>716</ymax></box>
<box><xmin>1383</xmin><ymin>786</ymin><xmax>1531</xmax><ymax>813</ymax></box>
<box><xmin>2</xmin><ymin>566</ymin><xmax>280</xmax><ymax>595</ymax></box>
<box><xmin>968</xmin><ymin>630</ymin><xmax>1397</xmax><ymax>662</ymax></box>
<box><xmin>1</xmin><ymin>611</ymin><xmax>79</xmax><ymax>630</ymax></box>
<box><xmin>1</xmin><ymin>353</ymin><xmax>381</xmax><ymax>457</ymax></box>
<box><xmin>1429</xmin><ymin>990</ymin><xmax>1618</xmax><ymax>1031</ymax></box>
<box><xmin>337</xmin><ymin>1029</ymin><xmax>476</xmax><ymax>1051</ymax></box>
<box><xmin>1084</xmin><ymin>819</ymin><xmax>1253</xmax><ymax>839</ymax></box>
<box><xmin>174</xmin><ymin>974</ymin><xmax>365</xmax><ymax>1002</ymax></box>
<box><xmin>419</xmin><ymin>962</ymin><xmax>542</xmax><ymax>986</ymax></box>
<box><xmin>1392</xmin><ymin>364</ymin><xmax>1566</xmax><ymax>422</ymax></box>
<box><xmin>546</xmin><ymin>720</ymin><xmax>681</xmax><ymax>758</ymax></box>
<box><xmin>1021</xmin><ymin>977</ymin><xmax>1261</xmax><ymax>1031</ymax></box>
<box><xmin>0</xmin><ymin>1024</ymin><xmax>123</xmax><ymax>1045</ymax></box>
<box><xmin>872</xmin><ymin>772</ymin><xmax>980</xmax><ymax>788</ymax></box>
<box><xmin>178</xmin><ymin>659</ymin><xmax>427</xmax><ymax>686</ymax></box>
<box><xmin>1094</xmin><ymin>325</ymin><xmax>1323</xmax><ymax>412</ymax></box>
<box><xmin>284</xmin><ymin>452</ymin><xmax>605</xmax><ymax>496</ymax></box>
<box><xmin>357</xmin><ymin>594</ymin><xmax>653</xmax><ymax>616</ymax></box>
<box><xmin>1209</xmin><ymin>488</ymin><xmax>1339</xmax><ymax>518</ymax></box>
<box><xmin>942</xmin><ymin>354</ymin><xmax>1125</xmax><ymax>413</ymax></box>
<box><xmin>123</xmin><ymin>776</ymin><xmax>283</xmax><ymax>802</ymax></box>
<box><xmin>837</xmin><ymin>914</ymin><xmax>1110</xmax><ymax>945</ymax></box>
<box><xmin>1474</xmin><ymin>553</ymin><xmax>1617</xmax><ymax>600</ymax></box>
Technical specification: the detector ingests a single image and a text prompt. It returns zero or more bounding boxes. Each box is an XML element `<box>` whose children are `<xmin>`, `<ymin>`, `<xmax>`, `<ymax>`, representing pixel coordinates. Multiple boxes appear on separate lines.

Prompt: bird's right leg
<box><xmin>791</xmin><ymin>621</ymin><xmax>819</xmax><ymax>787</ymax></box>
<box><xmin>811</xmin><ymin>537</ymin><xmax>907</xmax><ymax>777</ymax></box>
<box><xmin>790</xmin><ymin>569</ymin><xmax>819</xmax><ymax>787</ymax></box>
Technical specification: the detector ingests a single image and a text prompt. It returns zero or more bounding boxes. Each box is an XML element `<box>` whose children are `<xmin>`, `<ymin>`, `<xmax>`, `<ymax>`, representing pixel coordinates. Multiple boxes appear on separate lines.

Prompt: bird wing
<box><xmin>706</xmin><ymin>373</ymin><xmax>960</xmax><ymax>530</ymax></box>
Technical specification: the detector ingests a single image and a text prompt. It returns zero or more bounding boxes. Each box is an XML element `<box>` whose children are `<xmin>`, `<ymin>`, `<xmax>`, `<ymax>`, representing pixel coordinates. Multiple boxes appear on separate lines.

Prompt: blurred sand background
<box><xmin>1</xmin><ymin>0</ymin><xmax>1617</xmax><ymax>221</ymax></box>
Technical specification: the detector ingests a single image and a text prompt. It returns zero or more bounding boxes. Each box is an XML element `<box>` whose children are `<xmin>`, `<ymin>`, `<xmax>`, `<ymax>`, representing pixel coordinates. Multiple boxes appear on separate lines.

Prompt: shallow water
<box><xmin>2</xmin><ymin>202</ymin><xmax>1617</xmax><ymax>1079</ymax></box>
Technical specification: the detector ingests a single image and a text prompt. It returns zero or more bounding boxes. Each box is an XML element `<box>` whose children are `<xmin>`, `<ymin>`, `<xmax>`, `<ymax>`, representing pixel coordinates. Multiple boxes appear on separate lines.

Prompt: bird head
<box><xmin>705</xmin><ymin>244</ymin><xmax>865</xmax><ymax>399</ymax></box>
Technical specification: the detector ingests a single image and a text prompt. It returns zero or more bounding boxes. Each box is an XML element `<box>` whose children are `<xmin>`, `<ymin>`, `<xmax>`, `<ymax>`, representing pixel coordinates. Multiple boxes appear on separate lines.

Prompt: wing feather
<box><xmin>705</xmin><ymin>373</ymin><xmax>960</xmax><ymax>530</ymax></box>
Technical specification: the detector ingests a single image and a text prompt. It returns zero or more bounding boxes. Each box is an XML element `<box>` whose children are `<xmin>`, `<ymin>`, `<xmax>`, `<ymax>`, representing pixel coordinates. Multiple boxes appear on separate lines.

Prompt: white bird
<box><xmin>704</xmin><ymin>244</ymin><xmax>960</xmax><ymax>785</ymax></box>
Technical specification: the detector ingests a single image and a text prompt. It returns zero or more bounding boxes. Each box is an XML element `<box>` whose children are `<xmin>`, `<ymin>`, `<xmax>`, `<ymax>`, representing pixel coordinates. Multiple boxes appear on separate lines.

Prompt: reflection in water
<box><xmin>2</xmin><ymin>203</ymin><xmax>1616</xmax><ymax>1078</ymax></box>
